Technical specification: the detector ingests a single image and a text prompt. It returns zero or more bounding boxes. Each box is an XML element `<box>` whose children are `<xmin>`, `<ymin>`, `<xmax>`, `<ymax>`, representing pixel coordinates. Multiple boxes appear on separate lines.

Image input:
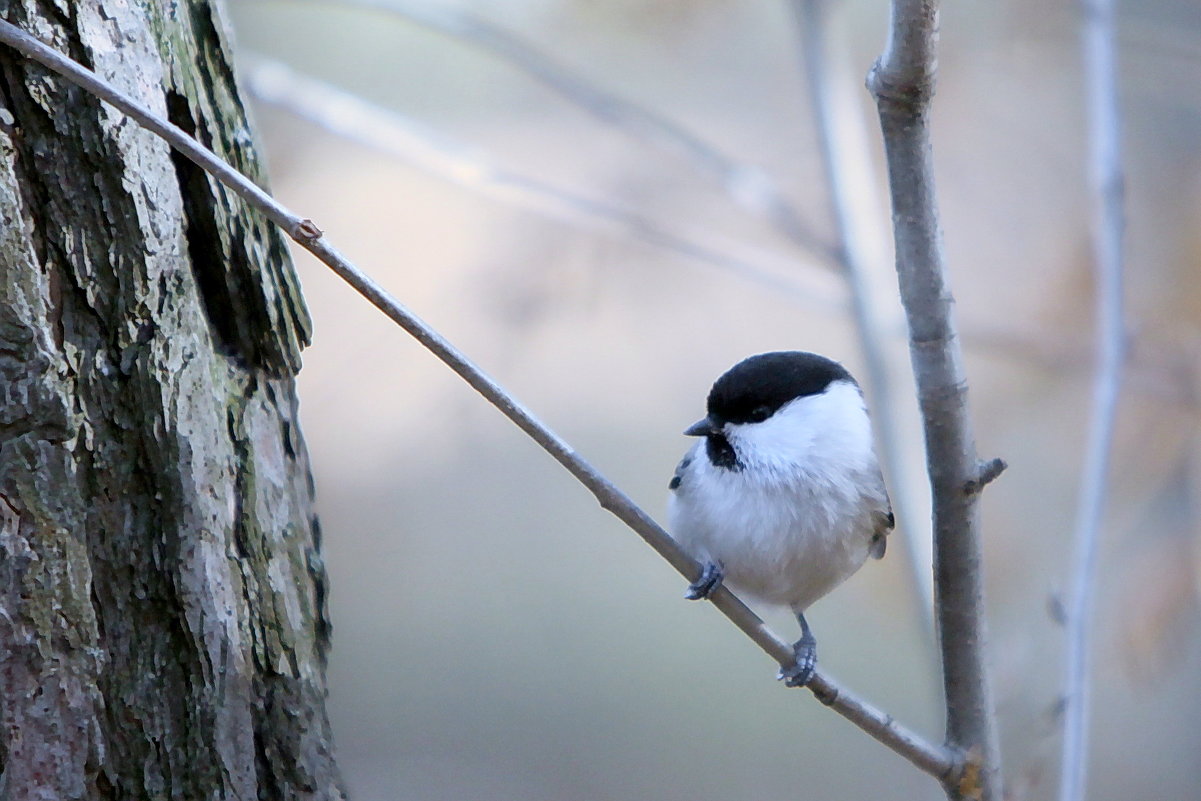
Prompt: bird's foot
<box><xmin>778</xmin><ymin>635</ymin><xmax>817</xmax><ymax>688</ymax></box>
<box><xmin>685</xmin><ymin>561</ymin><xmax>724</xmax><ymax>600</ymax></box>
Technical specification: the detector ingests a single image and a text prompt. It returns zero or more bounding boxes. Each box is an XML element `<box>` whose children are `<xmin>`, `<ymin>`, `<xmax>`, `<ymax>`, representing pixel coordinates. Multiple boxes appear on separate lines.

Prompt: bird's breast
<box><xmin>668</xmin><ymin>461</ymin><xmax>879</xmax><ymax>610</ymax></box>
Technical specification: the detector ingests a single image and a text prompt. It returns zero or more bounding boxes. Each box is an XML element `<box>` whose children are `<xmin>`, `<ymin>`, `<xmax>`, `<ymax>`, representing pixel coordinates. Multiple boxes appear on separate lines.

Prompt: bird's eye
<box><xmin>749</xmin><ymin>406</ymin><xmax>772</xmax><ymax>423</ymax></box>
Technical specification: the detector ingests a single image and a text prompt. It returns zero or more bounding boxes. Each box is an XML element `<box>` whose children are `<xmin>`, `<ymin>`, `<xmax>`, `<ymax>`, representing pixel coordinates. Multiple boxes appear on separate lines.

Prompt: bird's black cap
<box><xmin>705</xmin><ymin>351</ymin><xmax>853</xmax><ymax>426</ymax></box>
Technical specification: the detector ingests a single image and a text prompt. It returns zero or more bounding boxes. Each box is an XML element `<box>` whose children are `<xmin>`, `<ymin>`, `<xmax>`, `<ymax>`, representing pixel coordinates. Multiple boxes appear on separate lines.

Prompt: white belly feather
<box><xmin>666</xmin><ymin>380</ymin><xmax>888</xmax><ymax>612</ymax></box>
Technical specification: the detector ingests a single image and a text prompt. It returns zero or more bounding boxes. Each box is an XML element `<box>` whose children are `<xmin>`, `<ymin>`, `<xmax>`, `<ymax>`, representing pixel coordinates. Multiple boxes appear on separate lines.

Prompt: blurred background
<box><xmin>225</xmin><ymin>1</ymin><xmax>1200</xmax><ymax>799</ymax></box>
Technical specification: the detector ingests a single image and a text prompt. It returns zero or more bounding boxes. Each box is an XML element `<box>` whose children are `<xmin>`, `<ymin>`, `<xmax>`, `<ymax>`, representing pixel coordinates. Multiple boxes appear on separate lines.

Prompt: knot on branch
<box><xmin>963</xmin><ymin>457</ymin><xmax>1007</xmax><ymax>496</ymax></box>
<box><xmin>949</xmin><ymin>745</ymin><xmax>985</xmax><ymax>800</ymax></box>
<box><xmin>294</xmin><ymin>218</ymin><xmax>323</xmax><ymax>241</ymax></box>
<box><xmin>865</xmin><ymin>59</ymin><xmax>936</xmax><ymax>114</ymax></box>
<box><xmin>808</xmin><ymin>677</ymin><xmax>839</xmax><ymax>707</ymax></box>
<box><xmin>913</xmin><ymin>373</ymin><xmax>969</xmax><ymax>409</ymax></box>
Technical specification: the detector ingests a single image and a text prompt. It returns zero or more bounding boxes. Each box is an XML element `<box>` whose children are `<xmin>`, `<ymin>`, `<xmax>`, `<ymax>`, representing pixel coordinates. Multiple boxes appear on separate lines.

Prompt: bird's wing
<box><xmin>869</xmin><ymin>481</ymin><xmax>894</xmax><ymax>560</ymax></box>
<box><xmin>668</xmin><ymin>453</ymin><xmax>693</xmax><ymax>492</ymax></box>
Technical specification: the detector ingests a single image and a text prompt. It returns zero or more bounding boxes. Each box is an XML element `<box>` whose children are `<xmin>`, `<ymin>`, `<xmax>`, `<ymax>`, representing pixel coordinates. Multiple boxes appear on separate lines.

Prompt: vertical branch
<box><xmin>867</xmin><ymin>2</ymin><xmax>1003</xmax><ymax>799</ymax></box>
<box><xmin>1059</xmin><ymin>0</ymin><xmax>1127</xmax><ymax>796</ymax></box>
<box><xmin>790</xmin><ymin>0</ymin><xmax>936</xmax><ymax>642</ymax></box>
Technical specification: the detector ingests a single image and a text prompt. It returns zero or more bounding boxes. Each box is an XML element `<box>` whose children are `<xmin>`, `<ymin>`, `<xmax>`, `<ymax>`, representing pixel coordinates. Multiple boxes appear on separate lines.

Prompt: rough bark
<box><xmin>0</xmin><ymin>1</ymin><xmax>343</xmax><ymax>798</ymax></box>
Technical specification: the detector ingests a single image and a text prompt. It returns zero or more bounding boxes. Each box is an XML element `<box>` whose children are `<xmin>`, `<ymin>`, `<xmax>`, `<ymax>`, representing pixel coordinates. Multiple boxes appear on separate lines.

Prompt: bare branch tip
<box><xmin>963</xmin><ymin>457</ymin><xmax>1007</xmax><ymax>496</ymax></box>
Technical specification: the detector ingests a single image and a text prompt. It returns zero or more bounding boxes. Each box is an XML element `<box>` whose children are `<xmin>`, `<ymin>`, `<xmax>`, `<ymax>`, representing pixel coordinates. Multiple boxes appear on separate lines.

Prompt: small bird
<box><xmin>667</xmin><ymin>351</ymin><xmax>892</xmax><ymax>687</ymax></box>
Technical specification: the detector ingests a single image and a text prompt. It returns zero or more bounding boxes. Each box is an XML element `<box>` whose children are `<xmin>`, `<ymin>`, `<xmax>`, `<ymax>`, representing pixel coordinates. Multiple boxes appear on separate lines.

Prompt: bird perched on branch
<box><xmin>668</xmin><ymin>351</ymin><xmax>892</xmax><ymax>687</ymax></box>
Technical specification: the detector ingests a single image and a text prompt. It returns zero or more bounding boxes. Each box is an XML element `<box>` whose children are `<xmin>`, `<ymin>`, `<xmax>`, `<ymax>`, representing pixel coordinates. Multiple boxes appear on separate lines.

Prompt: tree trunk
<box><xmin>0</xmin><ymin>1</ymin><xmax>344</xmax><ymax>798</ymax></box>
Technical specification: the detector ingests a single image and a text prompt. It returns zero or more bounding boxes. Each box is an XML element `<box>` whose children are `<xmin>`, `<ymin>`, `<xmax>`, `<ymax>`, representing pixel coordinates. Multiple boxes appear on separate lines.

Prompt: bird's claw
<box><xmin>685</xmin><ymin>561</ymin><xmax>724</xmax><ymax>600</ymax></box>
<box><xmin>778</xmin><ymin>636</ymin><xmax>817</xmax><ymax>688</ymax></box>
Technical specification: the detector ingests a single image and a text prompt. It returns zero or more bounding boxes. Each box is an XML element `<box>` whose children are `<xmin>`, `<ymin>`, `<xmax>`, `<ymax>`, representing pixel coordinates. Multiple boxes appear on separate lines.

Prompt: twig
<box><xmin>1059</xmin><ymin>0</ymin><xmax>1127</xmax><ymax>796</ymax></box>
<box><xmin>963</xmin><ymin>458</ymin><xmax>1008</xmax><ymax>496</ymax></box>
<box><xmin>291</xmin><ymin>0</ymin><xmax>837</xmax><ymax>262</ymax></box>
<box><xmin>240</xmin><ymin>56</ymin><xmax>843</xmax><ymax>309</ymax></box>
<box><xmin>0</xmin><ymin>18</ymin><xmax>957</xmax><ymax>781</ymax></box>
<box><xmin>866</xmin><ymin>2</ymin><xmax>1004</xmax><ymax>800</ymax></box>
<box><xmin>790</xmin><ymin>0</ymin><xmax>936</xmax><ymax>642</ymax></box>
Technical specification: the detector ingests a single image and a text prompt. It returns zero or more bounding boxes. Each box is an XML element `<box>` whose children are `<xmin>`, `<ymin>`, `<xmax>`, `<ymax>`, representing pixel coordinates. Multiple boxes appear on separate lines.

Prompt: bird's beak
<box><xmin>684</xmin><ymin>417</ymin><xmax>720</xmax><ymax>437</ymax></box>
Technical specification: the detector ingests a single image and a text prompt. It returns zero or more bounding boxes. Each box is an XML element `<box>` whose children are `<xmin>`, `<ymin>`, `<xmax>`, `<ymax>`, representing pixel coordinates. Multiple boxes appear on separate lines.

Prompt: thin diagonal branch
<box><xmin>867</xmin><ymin>2</ymin><xmax>1004</xmax><ymax>800</ymax></box>
<box><xmin>241</xmin><ymin>56</ymin><xmax>843</xmax><ymax>309</ymax></box>
<box><xmin>1059</xmin><ymin>0</ymin><xmax>1127</xmax><ymax>796</ymax></box>
<box><xmin>0</xmin><ymin>19</ymin><xmax>957</xmax><ymax>782</ymax></box>
<box><xmin>790</xmin><ymin>0</ymin><xmax>936</xmax><ymax>643</ymax></box>
<box><xmin>301</xmin><ymin>0</ymin><xmax>837</xmax><ymax>261</ymax></box>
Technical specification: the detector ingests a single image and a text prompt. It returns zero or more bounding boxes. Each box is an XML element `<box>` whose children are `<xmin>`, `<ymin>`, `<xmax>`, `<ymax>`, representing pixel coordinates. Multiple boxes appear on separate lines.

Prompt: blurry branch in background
<box><xmin>298</xmin><ymin>0</ymin><xmax>838</xmax><ymax>262</ymax></box>
<box><xmin>248</xmin><ymin>13</ymin><xmax>1201</xmax><ymax>415</ymax></box>
<box><xmin>866</xmin><ymin>0</ymin><xmax>1005</xmax><ymax>799</ymax></box>
<box><xmin>266</xmin><ymin>3</ymin><xmax>945</xmax><ymax>641</ymax></box>
<box><xmin>0</xmin><ymin>19</ymin><xmax>958</xmax><ymax>782</ymax></box>
<box><xmin>1059</xmin><ymin>0</ymin><xmax>1128</xmax><ymax>795</ymax></box>
<box><xmin>789</xmin><ymin>0</ymin><xmax>935</xmax><ymax>642</ymax></box>
<box><xmin>243</xmin><ymin>52</ymin><xmax>1201</xmax><ymax>415</ymax></box>
<box><xmin>241</xmin><ymin>56</ymin><xmax>844</xmax><ymax>311</ymax></box>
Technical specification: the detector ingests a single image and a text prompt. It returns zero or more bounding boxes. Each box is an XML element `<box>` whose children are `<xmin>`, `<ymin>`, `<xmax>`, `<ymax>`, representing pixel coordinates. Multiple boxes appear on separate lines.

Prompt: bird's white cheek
<box><xmin>729</xmin><ymin>383</ymin><xmax>876</xmax><ymax>476</ymax></box>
